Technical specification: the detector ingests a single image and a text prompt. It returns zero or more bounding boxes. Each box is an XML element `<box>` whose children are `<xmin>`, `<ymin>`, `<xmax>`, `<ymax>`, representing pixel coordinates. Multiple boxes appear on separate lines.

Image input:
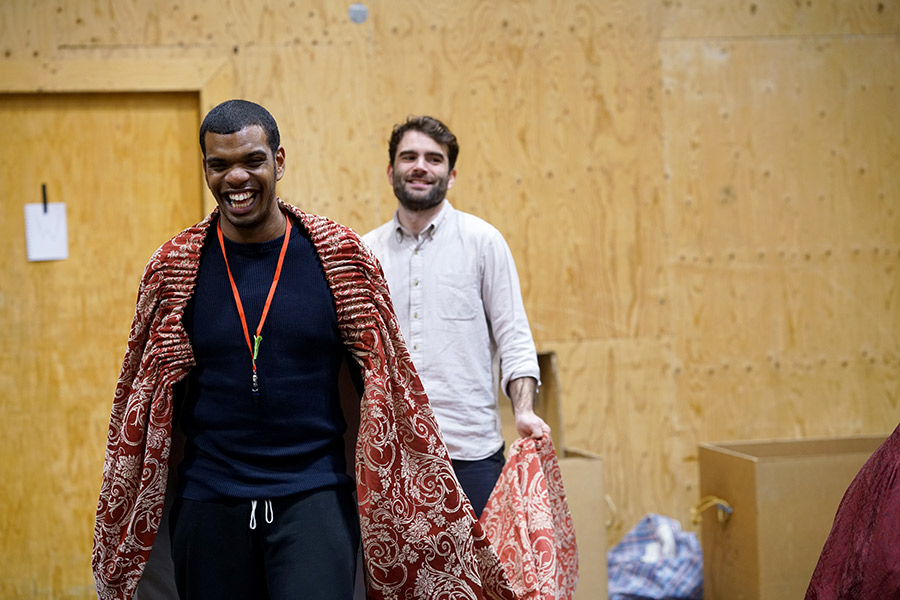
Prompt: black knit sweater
<box><xmin>177</xmin><ymin>221</ymin><xmax>351</xmax><ymax>501</ymax></box>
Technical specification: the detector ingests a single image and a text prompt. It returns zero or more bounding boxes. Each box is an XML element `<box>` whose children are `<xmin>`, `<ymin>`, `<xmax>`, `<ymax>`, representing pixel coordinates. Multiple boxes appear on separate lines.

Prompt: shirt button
<box><xmin>413</xmin><ymin>280</ymin><xmax>419</xmax><ymax>286</ymax></box>
<box><xmin>414</xmin><ymin>312</ymin><xmax>419</xmax><ymax>319</ymax></box>
<box><xmin>413</xmin><ymin>344</ymin><xmax>419</xmax><ymax>351</ymax></box>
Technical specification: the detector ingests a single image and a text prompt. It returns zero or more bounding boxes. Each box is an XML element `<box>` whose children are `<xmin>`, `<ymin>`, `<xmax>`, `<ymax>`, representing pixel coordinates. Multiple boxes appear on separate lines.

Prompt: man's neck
<box><xmin>221</xmin><ymin>205</ymin><xmax>287</xmax><ymax>244</ymax></box>
<box><xmin>397</xmin><ymin>202</ymin><xmax>443</xmax><ymax>237</ymax></box>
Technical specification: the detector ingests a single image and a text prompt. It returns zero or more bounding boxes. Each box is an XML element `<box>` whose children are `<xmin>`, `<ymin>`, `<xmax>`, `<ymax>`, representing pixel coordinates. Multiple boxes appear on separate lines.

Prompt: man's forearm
<box><xmin>508</xmin><ymin>376</ymin><xmax>538</xmax><ymax>414</ymax></box>
<box><xmin>508</xmin><ymin>376</ymin><xmax>549</xmax><ymax>439</ymax></box>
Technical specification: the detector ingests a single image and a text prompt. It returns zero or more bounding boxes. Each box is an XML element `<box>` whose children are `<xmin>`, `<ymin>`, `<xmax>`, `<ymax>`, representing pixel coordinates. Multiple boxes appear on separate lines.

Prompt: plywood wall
<box><xmin>1</xmin><ymin>1</ymin><xmax>898</xmax><ymax>597</ymax></box>
<box><xmin>0</xmin><ymin>93</ymin><xmax>201</xmax><ymax>599</ymax></box>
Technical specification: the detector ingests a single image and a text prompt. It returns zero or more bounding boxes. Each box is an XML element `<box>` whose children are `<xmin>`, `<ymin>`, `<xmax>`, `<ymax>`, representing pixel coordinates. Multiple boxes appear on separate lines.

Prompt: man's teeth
<box><xmin>228</xmin><ymin>191</ymin><xmax>254</xmax><ymax>207</ymax></box>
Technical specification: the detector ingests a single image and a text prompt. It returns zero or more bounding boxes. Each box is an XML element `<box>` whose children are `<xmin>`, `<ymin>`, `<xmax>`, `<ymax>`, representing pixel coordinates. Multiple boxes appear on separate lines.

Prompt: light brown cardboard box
<box><xmin>559</xmin><ymin>449</ymin><xmax>607</xmax><ymax>600</ymax></box>
<box><xmin>500</xmin><ymin>351</ymin><xmax>608</xmax><ymax>600</ymax></box>
<box><xmin>698</xmin><ymin>435</ymin><xmax>886</xmax><ymax>600</ymax></box>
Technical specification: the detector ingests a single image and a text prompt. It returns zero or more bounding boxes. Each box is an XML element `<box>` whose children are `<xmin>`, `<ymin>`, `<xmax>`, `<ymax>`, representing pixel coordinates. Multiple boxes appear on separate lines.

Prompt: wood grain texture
<box><xmin>0</xmin><ymin>2</ymin><xmax>898</xmax><ymax>595</ymax></box>
<box><xmin>660</xmin><ymin>0</ymin><xmax>900</xmax><ymax>38</ymax></box>
<box><xmin>0</xmin><ymin>93</ymin><xmax>201</xmax><ymax>599</ymax></box>
<box><xmin>662</xmin><ymin>34</ymin><xmax>899</xmax><ymax>439</ymax></box>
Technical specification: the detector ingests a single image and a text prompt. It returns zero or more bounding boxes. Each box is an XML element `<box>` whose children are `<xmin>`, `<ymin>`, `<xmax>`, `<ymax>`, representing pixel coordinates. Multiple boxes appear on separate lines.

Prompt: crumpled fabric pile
<box><xmin>607</xmin><ymin>513</ymin><xmax>703</xmax><ymax>600</ymax></box>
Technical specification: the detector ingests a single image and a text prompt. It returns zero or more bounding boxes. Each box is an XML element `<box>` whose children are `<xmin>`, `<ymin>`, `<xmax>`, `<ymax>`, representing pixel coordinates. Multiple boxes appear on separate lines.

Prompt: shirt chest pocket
<box><xmin>437</xmin><ymin>275</ymin><xmax>482</xmax><ymax>320</ymax></box>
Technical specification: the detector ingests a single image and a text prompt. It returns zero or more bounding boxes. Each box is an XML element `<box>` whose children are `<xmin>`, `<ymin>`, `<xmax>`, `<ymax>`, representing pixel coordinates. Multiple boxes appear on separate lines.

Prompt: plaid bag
<box><xmin>607</xmin><ymin>514</ymin><xmax>703</xmax><ymax>600</ymax></box>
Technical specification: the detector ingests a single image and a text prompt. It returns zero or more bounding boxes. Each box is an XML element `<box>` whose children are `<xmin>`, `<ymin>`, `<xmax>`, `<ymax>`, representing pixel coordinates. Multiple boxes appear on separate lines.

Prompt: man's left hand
<box><xmin>515</xmin><ymin>409</ymin><xmax>551</xmax><ymax>440</ymax></box>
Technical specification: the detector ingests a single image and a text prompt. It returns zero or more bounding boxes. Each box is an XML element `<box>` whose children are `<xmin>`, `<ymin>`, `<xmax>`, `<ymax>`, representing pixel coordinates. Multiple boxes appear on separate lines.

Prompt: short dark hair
<box><xmin>199</xmin><ymin>99</ymin><xmax>280</xmax><ymax>156</ymax></box>
<box><xmin>388</xmin><ymin>115</ymin><xmax>459</xmax><ymax>170</ymax></box>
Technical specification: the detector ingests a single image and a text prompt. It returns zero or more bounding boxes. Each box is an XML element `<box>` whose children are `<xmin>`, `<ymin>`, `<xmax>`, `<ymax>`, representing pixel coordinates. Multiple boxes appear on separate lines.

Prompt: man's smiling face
<box><xmin>203</xmin><ymin>125</ymin><xmax>286</xmax><ymax>242</ymax></box>
<box><xmin>388</xmin><ymin>130</ymin><xmax>456</xmax><ymax>212</ymax></box>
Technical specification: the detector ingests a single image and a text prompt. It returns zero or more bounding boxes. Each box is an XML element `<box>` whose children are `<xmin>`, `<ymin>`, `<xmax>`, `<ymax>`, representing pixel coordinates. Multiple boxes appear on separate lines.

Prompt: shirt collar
<box><xmin>392</xmin><ymin>199</ymin><xmax>453</xmax><ymax>242</ymax></box>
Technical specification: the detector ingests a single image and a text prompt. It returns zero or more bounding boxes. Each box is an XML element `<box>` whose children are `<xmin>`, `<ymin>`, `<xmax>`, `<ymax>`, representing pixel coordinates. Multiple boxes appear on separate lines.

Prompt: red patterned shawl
<box><xmin>480</xmin><ymin>437</ymin><xmax>578</xmax><ymax>600</ymax></box>
<box><xmin>92</xmin><ymin>202</ymin><xmax>518</xmax><ymax>600</ymax></box>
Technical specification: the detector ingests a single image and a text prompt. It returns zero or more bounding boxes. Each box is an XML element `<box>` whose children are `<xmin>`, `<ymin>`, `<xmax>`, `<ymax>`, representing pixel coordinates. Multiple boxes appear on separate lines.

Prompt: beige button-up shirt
<box><xmin>363</xmin><ymin>201</ymin><xmax>540</xmax><ymax>460</ymax></box>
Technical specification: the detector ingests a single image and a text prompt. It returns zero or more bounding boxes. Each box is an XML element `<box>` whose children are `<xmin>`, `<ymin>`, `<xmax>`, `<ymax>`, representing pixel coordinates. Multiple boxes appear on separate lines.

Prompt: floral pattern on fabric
<box><xmin>480</xmin><ymin>437</ymin><xmax>579</xmax><ymax>599</ymax></box>
<box><xmin>92</xmin><ymin>201</ymin><xmax>574</xmax><ymax>600</ymax></box>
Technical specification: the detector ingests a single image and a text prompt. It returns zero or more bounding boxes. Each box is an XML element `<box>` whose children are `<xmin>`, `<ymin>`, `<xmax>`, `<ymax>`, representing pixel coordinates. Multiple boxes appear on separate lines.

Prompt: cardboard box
<box><xmin>559</xmin><ymin>448</ymin><xmax>607</xmax><ymax>600</ymax></box>
<box><xmin>500</xmin><ymin>351</ymin><xmax>608</xmax><ymax>600</ymax></box>
<box><xmin>698</xmin><ymin>435</ymin><xmax>885</xmax><ymax>600</ymax></box>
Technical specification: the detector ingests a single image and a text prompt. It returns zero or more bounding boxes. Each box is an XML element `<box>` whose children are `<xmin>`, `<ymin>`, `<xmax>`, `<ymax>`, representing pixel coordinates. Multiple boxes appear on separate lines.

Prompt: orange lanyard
<box><xmin>216</xmin><ymin>213</ymin><xmax>291</xmax><ymax>394</ymax></box>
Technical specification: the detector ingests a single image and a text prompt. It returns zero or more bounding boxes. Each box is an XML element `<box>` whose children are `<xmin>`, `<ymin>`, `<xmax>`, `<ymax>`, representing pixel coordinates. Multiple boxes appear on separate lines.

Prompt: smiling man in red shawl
<box><xmin>92</xmin><ymin>99</ymin><xmax>528</xmax><ymax>600</ymax></box>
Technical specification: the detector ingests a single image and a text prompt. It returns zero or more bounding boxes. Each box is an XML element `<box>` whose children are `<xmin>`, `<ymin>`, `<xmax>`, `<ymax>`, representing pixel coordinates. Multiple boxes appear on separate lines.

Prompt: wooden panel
<box><xmin>0</xmin><ymin>58</ymin><xmax>230</xmax><ymax>94</ymax></box>
<box><xmin>667</xmin><ymin>262</ymin><xmax>900</xmax><ymax>366</ymax></box>
<box><xmin>662</xmin><ymin>35</ymin><xmax>900</xmax><ymax>440</ymax></box>
<box><xmin>548</xmin><ymin>338</ymin><xmax>682</xmax><ymax>545</ymax></box>
<box><xmin>52</xmin><ymin>0</ymin><xmax>357</xmax><ymax>50</ymax></box>
<box><xmin>662</xmin><ymin>37</ymin><xmax>899</xmax><ymax>256</ymax></box>
<box><xmin>0</xmin><ymin>0</ymin><xmax>54</xmax><ymax>59</ymax></box>
<box><xmin>660</xmin><ymin>0</ymin><xmax>900</xmax><ymax>39</ymax></box>
<box><xmin>0</xmin><ymin>93</ymin><xmax>201</xmax><ymax>599</ymax></box>
<box><xmin>672</xmin><ymin>338</ymin><xmax>899</xmax><ymax>441</ymax></box>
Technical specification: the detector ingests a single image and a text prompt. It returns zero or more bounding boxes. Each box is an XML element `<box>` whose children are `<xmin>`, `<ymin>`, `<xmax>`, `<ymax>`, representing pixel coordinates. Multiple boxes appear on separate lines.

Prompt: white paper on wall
<box><xmin>24</xmin><ymin>202</ymin><xmax>69</xmax><ymax>262</ymax></box>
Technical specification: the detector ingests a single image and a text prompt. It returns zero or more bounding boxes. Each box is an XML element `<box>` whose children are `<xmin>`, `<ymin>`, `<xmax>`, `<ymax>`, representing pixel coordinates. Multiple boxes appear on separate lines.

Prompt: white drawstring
<box><xmin>249</xmin><ymin>499</ymin><xmax>274</xmax><ymax>530</ymax></box>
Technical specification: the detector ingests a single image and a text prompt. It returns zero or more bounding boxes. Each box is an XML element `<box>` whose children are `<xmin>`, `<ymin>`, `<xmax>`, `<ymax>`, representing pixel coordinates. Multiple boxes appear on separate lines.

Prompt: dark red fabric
<box><xmin>805</xmin><ymin>424</ymin><xmax>900</xmax><ymax>600</ymax></box>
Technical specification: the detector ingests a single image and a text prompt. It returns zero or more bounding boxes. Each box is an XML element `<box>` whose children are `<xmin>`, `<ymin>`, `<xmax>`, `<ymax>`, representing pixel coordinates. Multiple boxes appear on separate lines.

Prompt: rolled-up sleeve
<box><xmin>480</xmin><ymin>229</ymin><xmax>541</xmax><ymax>397</ymax></box>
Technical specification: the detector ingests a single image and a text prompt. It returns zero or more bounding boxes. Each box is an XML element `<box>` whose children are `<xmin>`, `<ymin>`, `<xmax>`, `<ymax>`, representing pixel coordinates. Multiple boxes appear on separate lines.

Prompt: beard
<box><xmin>392</xmin><ymin>170</ymin><xmax>449</xmax><ymax>212</ymax></box>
